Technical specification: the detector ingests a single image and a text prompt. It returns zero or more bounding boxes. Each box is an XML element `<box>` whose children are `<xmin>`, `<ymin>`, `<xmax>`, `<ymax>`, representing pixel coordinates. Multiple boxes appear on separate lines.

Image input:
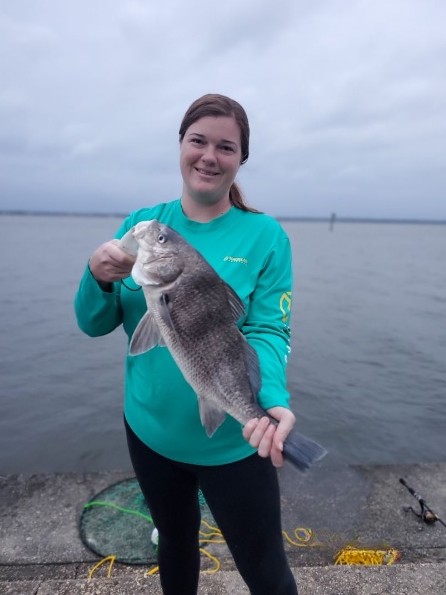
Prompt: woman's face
<box><xmin>180</xmin><ymin>116</ymin><xmax>242</xmax><ymax>207</ymax></box>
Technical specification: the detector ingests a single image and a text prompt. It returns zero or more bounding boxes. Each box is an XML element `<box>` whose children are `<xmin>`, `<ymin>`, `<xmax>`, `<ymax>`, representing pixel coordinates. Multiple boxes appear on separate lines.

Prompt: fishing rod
<box><xmin>399</xmin><ymin>478</ymin><xmax>446</xmax><ymax>528</ymax></box>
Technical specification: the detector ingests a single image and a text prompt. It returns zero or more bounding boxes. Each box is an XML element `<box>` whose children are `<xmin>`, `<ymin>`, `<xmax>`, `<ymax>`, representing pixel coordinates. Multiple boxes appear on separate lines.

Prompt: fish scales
<box><xmin>150</xmin><ymin>264</ymin><xmax>265</xmax><ymax>426</ymax></box>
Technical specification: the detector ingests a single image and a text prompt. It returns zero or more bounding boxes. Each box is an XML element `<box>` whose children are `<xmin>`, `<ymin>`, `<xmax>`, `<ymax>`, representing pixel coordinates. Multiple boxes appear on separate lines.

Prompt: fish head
<box><xmin>130</xmin><ymin>220</ymin><xmax>187</xmax><ymax>287</ymax></box>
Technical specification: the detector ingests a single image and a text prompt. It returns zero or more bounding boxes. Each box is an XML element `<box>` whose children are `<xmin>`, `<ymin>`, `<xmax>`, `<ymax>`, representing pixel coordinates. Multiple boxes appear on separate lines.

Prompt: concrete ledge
<box><xmin>1</xmin><ymin>462</ymin><xmax>446</xmax><ymax>593</ymax></box>
<box><xmin>2</xmin><ymin>564</ymin><xmax>446</xmax><ymax>594</ymax></box>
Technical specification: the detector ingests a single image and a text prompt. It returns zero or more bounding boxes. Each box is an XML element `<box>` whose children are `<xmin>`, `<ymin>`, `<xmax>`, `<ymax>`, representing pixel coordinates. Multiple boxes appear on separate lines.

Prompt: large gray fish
<box><xmin>119</xmin><ymin>219</ymin><xmax>327</xmax><ymax>471</ymax></box>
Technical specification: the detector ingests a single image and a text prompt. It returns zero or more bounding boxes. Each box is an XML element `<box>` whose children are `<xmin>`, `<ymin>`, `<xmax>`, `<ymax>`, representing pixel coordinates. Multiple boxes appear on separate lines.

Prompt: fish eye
<box><xmin>157</xmin><ymin>233</ymin><xmax>167</xmax><ymax>244</ymax></box>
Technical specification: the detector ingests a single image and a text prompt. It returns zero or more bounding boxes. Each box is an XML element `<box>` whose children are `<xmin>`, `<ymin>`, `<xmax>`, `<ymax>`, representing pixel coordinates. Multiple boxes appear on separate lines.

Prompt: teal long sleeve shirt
<box><xmin>75</xmin><ymin>200</ymin><xmax>293</xmax><ymax>465</ymax></box>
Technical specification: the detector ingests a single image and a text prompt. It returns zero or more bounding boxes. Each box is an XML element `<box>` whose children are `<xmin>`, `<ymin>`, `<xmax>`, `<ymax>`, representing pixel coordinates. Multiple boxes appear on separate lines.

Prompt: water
<box><xmin>0</xmin><ymin>214</ymin><xmax>445</xmax><ymax>474</ymax></box>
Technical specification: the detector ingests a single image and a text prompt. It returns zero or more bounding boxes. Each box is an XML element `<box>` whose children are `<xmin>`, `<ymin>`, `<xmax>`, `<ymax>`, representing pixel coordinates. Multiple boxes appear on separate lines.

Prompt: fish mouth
<box><xmin>132</xmin><ymin>255</ymin><xmax>173</xmax><ymax>287</ymax></box>
<box><xmin>139</xmin><ymin>254</ymin><xmax>172</xmax><ymax>266</ymax></box>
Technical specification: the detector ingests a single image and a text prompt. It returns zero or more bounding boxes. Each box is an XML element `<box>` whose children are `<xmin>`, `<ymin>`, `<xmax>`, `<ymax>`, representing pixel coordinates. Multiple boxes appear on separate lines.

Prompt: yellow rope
<box><xmin>199</xmin><ymin>547</ymin><xmax>221</xmax><ymax>574</ymax></box>
<box><xmin>199</xmin><ymin>519</ymin><xmax>225</xmax><ymax>542</ymax></box>
<box><xmin>88</xmin><ymin>522</ymin><xmax>401</xmax><ymax>579</ymax></box>
<box><xmin>146</xmin><ymin>565</ymin><xmax>160</xmax><ymax>576</ymax></box>
<box><xmin>88</xmin><ymin>555</ymin><xmax>116</xmax><ymax>579</ymax></box>
<box><xmin>198</xmin><ymin>520</ymin><xmax>225</xmax><ymax>573</ymax></box>
<box><xmin>282</xmin><ymin>527</ymin><xmax>321</xmax><ymax>547</ymax></box>
<box><xmin>334</xmin><ymin>545</ymin><xmax>400</xmax><ymax>566</ymax></box>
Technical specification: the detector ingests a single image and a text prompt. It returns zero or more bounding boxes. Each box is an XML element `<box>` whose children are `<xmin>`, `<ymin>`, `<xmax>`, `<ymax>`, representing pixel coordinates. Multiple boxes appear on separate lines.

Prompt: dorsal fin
<box><xmin>242</xmin><ymin>339</ymin><xmax>262</xmax><ymax>399</ymax></box>
<box><xmin>222</xmin><ymin>281</ymin><xmax>245</xmax><ymax>322</ymax></box>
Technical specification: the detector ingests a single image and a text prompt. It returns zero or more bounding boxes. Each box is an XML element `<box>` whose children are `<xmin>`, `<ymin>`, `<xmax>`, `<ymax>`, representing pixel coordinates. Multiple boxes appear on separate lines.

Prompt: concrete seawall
<box><xmin>1</xmin><ymin>462</ymin><xmax>446</xmax><ymax>594</ymax></box>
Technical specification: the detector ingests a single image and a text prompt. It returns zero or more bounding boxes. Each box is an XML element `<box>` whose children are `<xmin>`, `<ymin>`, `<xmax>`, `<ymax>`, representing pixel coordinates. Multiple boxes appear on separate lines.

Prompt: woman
<box><xmin>75</xmin><ymin>94</ymin><xmax>298</xmax><ymax>594</ymax></box>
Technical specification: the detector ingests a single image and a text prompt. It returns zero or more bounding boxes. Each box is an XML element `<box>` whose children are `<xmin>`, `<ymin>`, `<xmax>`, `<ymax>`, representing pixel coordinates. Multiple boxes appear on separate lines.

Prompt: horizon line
<box><xmin>0</xmin><ymin>209</ymin><xmax>445</xmax><ymax>225</ymax></box>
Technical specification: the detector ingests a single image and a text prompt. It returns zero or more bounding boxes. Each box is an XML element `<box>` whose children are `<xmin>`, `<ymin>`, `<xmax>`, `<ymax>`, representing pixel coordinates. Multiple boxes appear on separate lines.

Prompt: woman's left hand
<box><xmin>243</xmin><ymin>407</ymin><xmax>296</xmax><ymax>468</ymax></box>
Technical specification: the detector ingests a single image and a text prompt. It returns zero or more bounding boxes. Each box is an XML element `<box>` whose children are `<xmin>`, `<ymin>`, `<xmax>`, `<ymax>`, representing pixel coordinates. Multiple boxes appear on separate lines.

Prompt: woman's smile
<box><xmin>195</xmin><ymin>167</ymin><xmax>219</xmax><ymax>177</ymax></box>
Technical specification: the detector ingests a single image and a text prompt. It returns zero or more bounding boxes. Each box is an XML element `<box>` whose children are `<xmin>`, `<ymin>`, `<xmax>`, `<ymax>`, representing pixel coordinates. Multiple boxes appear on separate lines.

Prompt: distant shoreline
<box><xmin>0</xmin><ymin>209</ymin><xmax>445</xmax><ymax>225</ymax></box>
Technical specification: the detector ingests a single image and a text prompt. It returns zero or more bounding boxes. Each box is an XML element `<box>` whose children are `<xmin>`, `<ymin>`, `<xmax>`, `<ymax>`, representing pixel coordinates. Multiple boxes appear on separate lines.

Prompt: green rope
<box><xmin>84</xmin><ymin>500</ymin><xmax>153</xmax><ymax>523</ymax></box>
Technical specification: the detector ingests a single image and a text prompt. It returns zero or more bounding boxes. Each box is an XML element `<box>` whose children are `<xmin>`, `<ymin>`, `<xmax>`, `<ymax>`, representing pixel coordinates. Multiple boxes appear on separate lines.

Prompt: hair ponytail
<box><xmin>229</xmin><ymin>182</ymin><xmax>260</xmax><ymax>213</ymax></box>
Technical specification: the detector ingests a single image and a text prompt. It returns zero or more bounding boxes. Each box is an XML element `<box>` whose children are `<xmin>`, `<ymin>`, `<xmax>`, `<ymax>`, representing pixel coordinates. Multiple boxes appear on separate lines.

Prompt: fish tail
<box><xmin>282</xmin><ymin>429</ymin><xmax>327</xmax><ymax>472</ymax></box>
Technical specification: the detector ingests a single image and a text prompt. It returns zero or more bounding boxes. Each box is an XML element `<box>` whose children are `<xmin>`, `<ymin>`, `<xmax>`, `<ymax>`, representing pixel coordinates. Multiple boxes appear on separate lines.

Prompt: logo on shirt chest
<box><xmin>223</xmin><ymin>256</ymin><xmax>248</xmax><ymax>265</ymax></box>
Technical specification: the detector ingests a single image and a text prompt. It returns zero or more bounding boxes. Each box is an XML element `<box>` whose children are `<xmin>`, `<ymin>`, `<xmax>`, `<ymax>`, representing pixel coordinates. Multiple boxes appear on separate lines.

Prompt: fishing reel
<box><xmin>403</xmin><ymin>503</ymin><xmax>438</xmax><ymax>524</ymax></box>
<box><xmin>400</xmin><ymin>478</ymin><xmax>445</xmax><ymax>528</ymax></box>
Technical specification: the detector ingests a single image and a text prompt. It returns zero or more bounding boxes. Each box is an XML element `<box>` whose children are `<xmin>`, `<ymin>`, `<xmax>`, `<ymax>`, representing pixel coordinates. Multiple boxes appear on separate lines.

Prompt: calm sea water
<box><xmin>0</xmin><ymin>214</ymin><xmax>445</xmax><ymax>474</ymax></box>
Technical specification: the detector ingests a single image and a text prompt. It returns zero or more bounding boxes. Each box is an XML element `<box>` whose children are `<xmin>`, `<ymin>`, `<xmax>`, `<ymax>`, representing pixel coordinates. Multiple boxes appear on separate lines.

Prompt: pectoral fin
<box><xmin>198</xmin><ymin>396</ymin><xmax>227</xmax><ymax>437</ymax></box>
<box><xmin>129</xmin><ymin>311</ymin><xmax>166</xmax><ymax>355</ymax></box>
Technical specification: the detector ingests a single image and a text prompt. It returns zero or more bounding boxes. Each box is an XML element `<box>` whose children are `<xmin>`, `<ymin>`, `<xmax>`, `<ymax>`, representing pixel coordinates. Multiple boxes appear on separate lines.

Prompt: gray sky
<box><xmin>1</xmin><ymin>0</ymin><xmax>445</xmax><ymax>219</ymax></box>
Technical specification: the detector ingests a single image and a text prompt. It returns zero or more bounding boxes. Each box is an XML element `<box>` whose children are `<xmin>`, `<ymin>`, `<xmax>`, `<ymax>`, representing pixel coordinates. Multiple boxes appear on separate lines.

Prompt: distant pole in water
<box><xmin>329</xmin><ymin>212</ymin><xmax>336</xmax><ymax>231</ymax></box>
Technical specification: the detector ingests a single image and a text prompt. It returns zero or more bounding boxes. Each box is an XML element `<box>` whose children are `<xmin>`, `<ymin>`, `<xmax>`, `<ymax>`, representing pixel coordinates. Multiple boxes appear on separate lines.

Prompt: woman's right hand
<box><xmin>89</xmin><ymin>239</ymin><xmax>136</xmax><ymax>283</ymax></box>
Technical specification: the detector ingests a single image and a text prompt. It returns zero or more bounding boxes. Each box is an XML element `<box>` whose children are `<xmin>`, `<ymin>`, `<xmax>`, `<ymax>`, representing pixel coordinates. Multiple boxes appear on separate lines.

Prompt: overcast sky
<box><xmin>1</xmin><ymin>0</ymin><xmax>445</xmax><ymax>219</ymax></box>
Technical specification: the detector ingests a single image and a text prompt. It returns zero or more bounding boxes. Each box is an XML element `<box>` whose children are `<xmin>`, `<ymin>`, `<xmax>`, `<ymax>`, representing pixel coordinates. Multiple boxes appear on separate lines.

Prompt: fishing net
<box><xmin>79</xmin><ymin>477</ymin><xmax>217</xmax><ymax>565</ymax></box>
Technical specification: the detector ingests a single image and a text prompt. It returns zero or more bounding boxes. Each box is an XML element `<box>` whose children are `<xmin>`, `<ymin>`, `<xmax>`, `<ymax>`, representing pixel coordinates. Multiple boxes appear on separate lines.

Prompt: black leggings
<box><xmin>125</xmin><ymin>418</ymin><xmax>297</xmax><ymax>595</ymax></box>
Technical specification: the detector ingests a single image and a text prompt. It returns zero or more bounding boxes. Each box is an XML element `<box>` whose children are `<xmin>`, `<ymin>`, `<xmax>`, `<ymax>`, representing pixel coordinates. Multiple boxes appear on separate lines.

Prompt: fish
<box><xmin>119</xmin><ymin>219</ymin><xmax>327</xmax><ymax>471</ymax></box>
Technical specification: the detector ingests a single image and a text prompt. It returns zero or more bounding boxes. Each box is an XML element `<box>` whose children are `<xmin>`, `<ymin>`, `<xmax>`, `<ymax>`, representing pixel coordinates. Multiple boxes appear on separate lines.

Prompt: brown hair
<box><xmin>179</xmin><ymin>93</ymin><xmax>259</xmax><ymax>213</ymax></box>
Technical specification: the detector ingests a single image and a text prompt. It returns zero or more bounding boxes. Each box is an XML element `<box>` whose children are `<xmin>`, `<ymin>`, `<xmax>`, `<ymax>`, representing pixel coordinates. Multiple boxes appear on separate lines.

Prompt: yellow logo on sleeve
<box><xmin>279</xmin><ymin>292</ymin><xmax>292</xmax><ymax>323</ymax></box>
